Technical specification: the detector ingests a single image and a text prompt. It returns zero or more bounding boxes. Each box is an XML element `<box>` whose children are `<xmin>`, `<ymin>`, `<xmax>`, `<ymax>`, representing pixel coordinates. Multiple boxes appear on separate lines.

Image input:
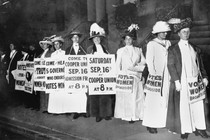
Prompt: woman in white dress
<box><xmin>48</xmin><ymin>36</ymin><xmax>66</xmax><ymax>114</ymax></box>
<box><xmin>114</xmin><ymin>24</ymin><xmax>146</xmax><ymax>123</ymax></box>
<box><xmin>142</xmin><ymin>21</ymin><xmax>171</xmax><ymax>133</ymax></box>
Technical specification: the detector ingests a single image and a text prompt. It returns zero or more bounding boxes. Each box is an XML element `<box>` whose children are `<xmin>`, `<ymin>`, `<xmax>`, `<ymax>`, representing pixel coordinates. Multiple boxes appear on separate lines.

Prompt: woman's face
<box><xmin>178</xmin><ymin>28</ymin><xmax>190</xmax><ymax>40</ymax></box>
<box><xmin>93</xmin><ymin>37</ymin><xmax>101</xmax><ymax>45</ymax></box>
<box><xmin>157</xmin><ymin>32</ymin><xmax>167</xmax><ymax>40</ymax></box>
<box><xmin>54</xmin><ymin>41</ymin><xmax>61</xmax><ymax>50</ymax></box>
<box><xmin>71</xmin><ymin>35</ymin><xmax>79</xmax><ymax>43</ymax></box>
<box><xmin>41</xmin><ymin>43</ymin><xmax>48</xmax><ymax>50</ymax></box>
<box><xmin>9</xmin><ymin>44</ymin><xmax>15</xmax><ymax>51</ymax></box>
<box><xmin>124</xmin><ymin>36</ymin><xmax>133</xmax><ymax>46</ymax></box>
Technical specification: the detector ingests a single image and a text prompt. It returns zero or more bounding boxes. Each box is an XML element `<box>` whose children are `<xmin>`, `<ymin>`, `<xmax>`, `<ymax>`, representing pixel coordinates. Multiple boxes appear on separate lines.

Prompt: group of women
<box><xmin>35</xmin><ymin>20</ymin><xmax>209</xmax><ymax>139</ymax></box>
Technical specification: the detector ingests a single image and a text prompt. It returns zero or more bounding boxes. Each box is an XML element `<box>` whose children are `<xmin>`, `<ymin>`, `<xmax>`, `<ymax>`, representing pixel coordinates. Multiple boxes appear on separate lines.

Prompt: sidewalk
<box><xmin>0</xmin><ymin>103</ymin><xmax>210</xmax><ymax>140</ymax></box>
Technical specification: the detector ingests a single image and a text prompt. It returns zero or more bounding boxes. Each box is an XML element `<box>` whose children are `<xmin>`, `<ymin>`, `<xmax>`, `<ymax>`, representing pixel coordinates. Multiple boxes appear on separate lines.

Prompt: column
<box><xmin>96</xmin><ymin>0</ymin><xmax>106</xmax><ymax>22</ymax></box>
<box><xmin>87</xmin><ymin>0</ymin><xmax>96</xmax><ymax>21</ymax></box>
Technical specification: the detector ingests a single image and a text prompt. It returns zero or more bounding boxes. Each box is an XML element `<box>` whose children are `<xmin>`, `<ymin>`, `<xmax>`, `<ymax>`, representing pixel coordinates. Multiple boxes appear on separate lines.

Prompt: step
<box><xmin>0</xmin><ymin>115</ymin><xmax>83</xmax><ymax>140</ymax></box>
<box><xmin>170</xmin><ymin>31</ymin><xmax>210</xmax><ymax>40</ymax></box>
<box><xmin>191</xmin><ymin>25</ymin><xmax>210</xmax><ymax>31</ymax></box>
<box><xmin>193</xmin><ymin>20</ymin><xmax>209</xmax><ymax>26</ymax></box>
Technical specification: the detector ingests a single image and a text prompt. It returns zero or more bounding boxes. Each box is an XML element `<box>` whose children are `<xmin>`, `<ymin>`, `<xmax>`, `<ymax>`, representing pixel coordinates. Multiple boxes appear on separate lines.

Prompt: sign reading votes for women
<box><xmin>116</xmin><ymin>71</ymin><xmax>134</xmax><ymax>93</ymax></box>
<box><xmin>24</xmin><ymin>61</ymin><xmax>34</xmax><ymax>94</ymax></box>
<box><xmin>34</xmin><ymin>58</ymin><xmax>46</xmax><ymax>91</ymax></box>
<box><xmin>15</xmin><ymin>61</ymin><xmax>26</xmax><ymax>91</ymax></box>
<box><xmin>45</xmin><ymin>58</ymin><xmax>65</xmax><ymax>93</ymax></box>
<box><xmin>87</xmin><ymin>54</ymin><xmax>116</xmax><ymax>95</ymax></box>
<box><xmin>144</xmin><ymin>74</ymin><xmax>162</xmax><ymax>95</ymax></box>
<box><xmin>187</xmin><ymin>75</ymin><xmax>206</xmax><ymax>103</ymax></box>
<box><xmin>65</xmin><ymin>55</ymin><xmax>88</xmax><ymax>93</ymax></box>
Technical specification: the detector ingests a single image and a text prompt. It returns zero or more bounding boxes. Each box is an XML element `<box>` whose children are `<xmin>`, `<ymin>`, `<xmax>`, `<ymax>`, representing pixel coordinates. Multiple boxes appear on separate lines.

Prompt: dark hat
<box><xmin>173</xmin><ymin>18</ymin><xmax>192</xmax><ymax>33</ymax></box>
<box><xmin>122</xmin><ymin>29</ymin><xmax>137</xmax><ymax>40</ymax></box>
<box><xmin>122</xmin><ymin>24</ymin><xmax>139</xmax><ymax>40</ymax></box>
<box><xmin>69</xmin><ymin>31</ymin><xmax>82</xmax><ymax>38</ymax></box>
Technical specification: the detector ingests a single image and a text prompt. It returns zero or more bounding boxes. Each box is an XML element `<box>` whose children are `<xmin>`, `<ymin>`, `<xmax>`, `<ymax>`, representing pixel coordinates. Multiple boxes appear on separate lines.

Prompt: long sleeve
<box><xmin>131</xmin><ymin>48</ymin><xmax>146</xmax><ymax>72</ymax></box>
<box><xmin>167</xmin><ymin>47</ymin><xmax>180</xmax><ymax>82</ymax></box>
<box><xmin>115</xmin><ymin>49</ymin><xmax>123</xmax><ymax>73</ymax></box>
<box><xmin>146</xmin><ymin>42</ymin><xmax>155</xmax><ymax>74</ymax></box>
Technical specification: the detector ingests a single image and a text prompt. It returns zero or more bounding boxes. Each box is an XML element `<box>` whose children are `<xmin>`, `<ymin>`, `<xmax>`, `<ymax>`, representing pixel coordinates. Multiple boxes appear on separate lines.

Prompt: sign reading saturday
<box><xmin>65</xmin><ymin>55</ymin><xmax>88</xmax><ymax>93</ymax></box>
<box><xmin>34</xmin><ymin>58</ymin><xmax>46</xmax><ymax>91</ymax></box>
<box><xmin>116</xmin><ymin>72</ymin><xmax>134</xmax><ymax>93</ymax></box>
<box><xmin>15</xmin><ymin>61</ymin><xmax>26</xmax><ymax>91</ymax></box>
<box><xmin>87</xmin><ymin>55</ymin><xmax>116</xmax><ymax>95</ymax></box>
<box><xmin>24</xmin><ymin>61</ymin><xmax>34</xmax><ymax>94</ymax></box>
<box><xmin>45</xmin><ymin>58</ymin><xmax>65</xmax><ymax>93</ymax></box>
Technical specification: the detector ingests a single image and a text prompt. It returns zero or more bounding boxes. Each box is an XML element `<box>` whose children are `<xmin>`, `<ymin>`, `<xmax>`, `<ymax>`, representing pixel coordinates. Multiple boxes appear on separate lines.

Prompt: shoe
<box><xmin>194</xmin><ymin>129</ymin><xmax>209</xmax><ymax>138</ymax></box>
<box><xmin>42</xmin><ymin>111</ymin><xmax>48</xmax><ymax>114</ymax></box>
<box><xmin>104</xmin><ymin>117</ymin><xmax>112</xmax><ymax>120</ymax></box>
<box><xmin>66</xmin><ymin>113</ymin><xmax>72</xmax><ymax>116</ymax></box>
<box><xmin>180</xmin><ymin>133</ymin><xmax>189</xmax><ymax>139</ymax></box>
<box><xmin>147</xmin><ymin>127</ymin><xmax>157</xmax><ymax>134</ymax></box>
<box><xmin>73</xmin><ymin>113</ymin><xmax>80</xmax><ymax>119</ymax></box>
<box><xmin>96</xmin><ymin>117</ymin><xmax>103</xmax><ymax>122</ymax></box>
<box><xmin>81</xmin><ymin>113</ymin><xmax>88</xmax><ymax>118</ymax></box>
<box><xmin>129</xmin><ymin>121</ymin><xmax>135</xmax><ymax>124</ymax></box>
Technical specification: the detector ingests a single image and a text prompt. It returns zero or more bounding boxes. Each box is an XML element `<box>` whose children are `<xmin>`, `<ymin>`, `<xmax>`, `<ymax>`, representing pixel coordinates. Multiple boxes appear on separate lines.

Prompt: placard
<box><xmin>87</xmin><ymin>54</ymin><xmax>116</xmax><ymax>95</ymax></box>
<box><xmin>45</xmin><ymin>58</ymin><xmax>65</xmax><ymax>93</ymax></box>
<box><xmin>34</xmin><ymin>58</ymin><xmax>46</xmax><ymax>91</ymax></box>
<box><xmin>24</xmin><ymin>61</ymin><xmax>34</xmax><ymax>94</ymax></box>
<box><xmin>116</xmin><ymin>71</ymin><xmax>134</xmax><ymax>93</ymax></box>
<box><xmin>14</xmin><ymin>61</ymin><xmax>26</xmax><ymax>91</ymax></box>
<box><xmin>65</xmin><ymin>55</ymin><xmax>88</xmax><ymax>93</ymax></box>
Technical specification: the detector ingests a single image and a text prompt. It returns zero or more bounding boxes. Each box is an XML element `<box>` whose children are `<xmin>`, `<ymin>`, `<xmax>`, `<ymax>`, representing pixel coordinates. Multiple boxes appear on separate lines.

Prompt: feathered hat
<box><xmin>69</xmin><ymin>31</ymin><xmax>82</xmax><ymax>38</ymax></box>
<box><xmin>39</xmin><ymin>35</ymin><xmax>55</xmax><ymax>46</ymax></box>
<box><xmin>173</xmin><ymin>18</ymin><xmax>192</xmax><ymax>33</ymax></box>
<box><xmin>89</xmin><ymin>23</ymin><xmax>105</xmax><ymax>40</ymax></box>
<box><xmin>122</xmin><ymin>24</ymin><xmax>139</xmax><ymax>40</ymax></box>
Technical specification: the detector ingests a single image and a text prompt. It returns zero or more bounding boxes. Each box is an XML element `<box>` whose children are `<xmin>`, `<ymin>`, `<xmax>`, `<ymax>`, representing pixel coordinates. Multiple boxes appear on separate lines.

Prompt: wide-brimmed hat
<box><xmin>122</xmin><ymin>24</ymin><xmax>139</xmax><ymax>40</ymax></box>
<box><xmin>69</xmin><ymin>31</ymin><xmax>82</xmax><ymax>38</ymax></box>
<box><xmin>51</xmin><ymin>36</ymin><xmax>64</xmax><ymax>43</ymax></box>
<box><xmin>39</xmin><ymin>37</ymin><xmax>53</xmax><ymax>47</ymax></box>
<box><xmin>173</xmin><ymin>18</ymin><xmax>192</xmax><ymax>33</ymax></box>
<box><xmin>89</xmin><ymin>23</ymin><xmax>105</xmax><ymax>40</ymax></box>
<box><xmin>152</xmin><ymin>21</ymin><xmax>171</xmax><ymax>34</ymax></box>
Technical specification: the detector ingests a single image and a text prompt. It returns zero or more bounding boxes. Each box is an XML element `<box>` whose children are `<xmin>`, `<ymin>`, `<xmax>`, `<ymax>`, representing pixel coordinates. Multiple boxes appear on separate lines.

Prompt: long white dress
<box><xmin>48</xmin><ymin>49</ymin><xmax>67</xmax><ymax>114</ymax></box>
<box><xmin>178</xmin><ymin>40</ymin><xmax>206</xmax><ymax>134</ymax></box>
<box><xmin>114</xmin><ymin>45</ymin><xmax>146</xmax><ymax>121</ymax></box>
<box><xmin>142</xmin><ymin>38</ymin><xmax>171</xmax><ymax>128</ymax></box>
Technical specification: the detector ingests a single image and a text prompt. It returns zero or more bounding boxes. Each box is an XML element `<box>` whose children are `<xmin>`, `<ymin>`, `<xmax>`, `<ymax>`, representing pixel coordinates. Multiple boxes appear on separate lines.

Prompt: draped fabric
<box><xmin>142</xmin><ymin>38</ymin><xmax>171</xmax><ymax>128</ymax></box>
<box><xmin>167</xmin><ymin>41</ymin><xmax>207</xmax><ymax>134</ymax></box>
<box><xmin>114</xmin><ymin>45</ymin><xmax>146</xmax><ymax>121</ymax></box>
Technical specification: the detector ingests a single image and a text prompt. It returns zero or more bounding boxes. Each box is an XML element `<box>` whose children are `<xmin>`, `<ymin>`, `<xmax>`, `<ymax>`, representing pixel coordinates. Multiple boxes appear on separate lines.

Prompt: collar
<box><xmin>179</xmin><ymin>39</ymin><xmax>189</xmax><ymax>44</ymax></box>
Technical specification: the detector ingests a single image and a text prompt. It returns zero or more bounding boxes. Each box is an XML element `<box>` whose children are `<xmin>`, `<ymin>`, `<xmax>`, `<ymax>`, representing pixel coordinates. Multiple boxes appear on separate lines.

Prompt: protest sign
<box><xmin>87</xmin><ymin>54</ymin><xmax>116</xmax><ymax>95</ymax></box>
<box><xmin>34</xmin><ymin>58</ymin><xmax>46</xmax><ymax>91</ymax></box>
<box><xmin>24</xmin><ymin>61</ymin><xmax>34</xmax><ymax>94</ymax></box>
<box><xmin>187</xmin><ymin>74</ymin><xmax>206</xmax><ymax>103</ymax></box>
<box><xmin>14</xmin><ymin>61</ymin><xmax>26</xmax><ymax>91</ymax></box>
<box><xmin>116</xmin><ymin>71</ymin><xmax>134</xmax><ymax>93</ymax></box>
<box><xmin>45</xmin><ymin>57</ymin><xmax>65</xmax><ymax>93</ymax></box>
<box><xmin>65</xmin><ymin>55</ymin><xmax>88</xmax><ymax>93</ymax></box>
<box><xmin>144</xmin><ymin>74</ymin><xmax>163</xmax><ymax>95</ymax></box>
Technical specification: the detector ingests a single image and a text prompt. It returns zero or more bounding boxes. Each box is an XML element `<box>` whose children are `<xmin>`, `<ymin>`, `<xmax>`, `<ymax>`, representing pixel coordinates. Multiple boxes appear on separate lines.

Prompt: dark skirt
<box><xmin>87</xmin><ymin>95</ymin><xmax>115</xmax><ymax>118</ymax></box>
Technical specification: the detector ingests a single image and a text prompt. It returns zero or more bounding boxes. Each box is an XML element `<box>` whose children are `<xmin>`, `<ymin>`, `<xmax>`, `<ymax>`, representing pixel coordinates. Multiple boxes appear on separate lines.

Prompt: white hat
<box><xmin>39</xmin><ymin>38</ymin><xmax>52</xmax><ymax>46</ymax></box>
<box><xmin>152</xmin><ymin>21</ymin><xmax>171</xmax><ymax>34</ymax></box>
<box><xmin>89</xmin><ymin>23</ymin><xmax>105</xmax><ymax>40</ymax></box>
<box><xmin>51</xmin><ymin>36</ymin><xmax>64</xmax><ymax>43</ymax></box>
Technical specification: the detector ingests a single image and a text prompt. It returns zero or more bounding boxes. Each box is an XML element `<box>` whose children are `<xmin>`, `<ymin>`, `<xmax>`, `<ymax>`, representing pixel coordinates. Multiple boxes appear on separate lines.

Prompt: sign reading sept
<box><xmin>87</xmin><ymin>54</ymin><xmax>116</xmax><ymax>95</ymax></box>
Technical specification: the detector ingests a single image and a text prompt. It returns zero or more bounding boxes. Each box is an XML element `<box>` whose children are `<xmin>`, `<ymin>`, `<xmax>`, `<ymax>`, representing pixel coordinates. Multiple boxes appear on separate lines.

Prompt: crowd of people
<box><xmin>0</xmin><ymin>18</ymin><xmax>209</xmax><ymax>139</ymax></box>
